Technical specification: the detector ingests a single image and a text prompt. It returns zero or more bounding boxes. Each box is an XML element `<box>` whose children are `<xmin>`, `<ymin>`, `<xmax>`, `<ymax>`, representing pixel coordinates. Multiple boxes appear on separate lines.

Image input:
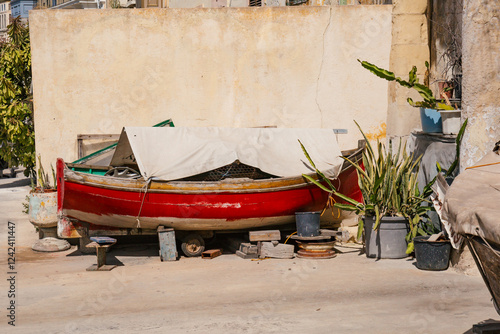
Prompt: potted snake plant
<box><xmin>358</xmin><ymin>60</ymin><xmax>455</xmax><ymax>133</ymax></box>
<box><xmin>300</xmin><ymin>122</ymin><xmax>431</xmax><ymax>259</ymax></box>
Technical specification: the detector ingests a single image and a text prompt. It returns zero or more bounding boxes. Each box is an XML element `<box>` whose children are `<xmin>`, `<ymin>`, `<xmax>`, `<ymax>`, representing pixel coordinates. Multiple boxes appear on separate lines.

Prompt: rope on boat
<box><xmin>136</xmin><ymin>178</ymin><xmax>152</xmax><ymax>228</ymax></box>
<box><xmin>284</xmin><ymin>231</ymin><xmax>297</xmax><ymax>244</ymax></box>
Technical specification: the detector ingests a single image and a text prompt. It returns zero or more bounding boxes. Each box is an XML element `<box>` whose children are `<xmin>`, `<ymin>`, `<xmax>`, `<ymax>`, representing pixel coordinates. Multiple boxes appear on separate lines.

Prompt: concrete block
<box><xmin>211</xmin><ymin>0</ymin><xmax>227</xmax><ymax>7</ymax></box>
<box><xmin>168</xmin><ymin>0</ymin><xmax>211</xmax><ymax>7</ymax></box>
<box><xmin>386</xmin><ymin>101</ymin><xmax>421</xmax><ymax>136</ymax></box>
<box><xmin>392</xmin><ymin>14</ymin><xmax>428</xmax><ymax>45</ymax></box>
<box><xmin>228</xmin><ymin>0</ymin><xmax>248</xmax><ymax>7</ymax></box>
<box><xmin>236</xmin><ymin>250</ymin><xmax>258</xmax><ymax>259</ymax></box>
<box><xmin>263</xmin><ymin>0</ymin><xmax>285</xmax><ymax>6</ymax></box>
<box><xmin>239</xmin><ymin>242</ymin><xmax>258</xmax><ymax>254</ymax></box>
<box><xmin>260</xmin><ymin>242</ymin><xmax>294</xmax><ymax>259</ymax></box>
<box><xmin>392</xmin><ymin>0</ymin><xmax>427</xmax><ymax>15</ymax></box>
<box><xmin>390</xmin><ymin>44</ymin><xmax>429</xmax><ymax>76</ymax></box>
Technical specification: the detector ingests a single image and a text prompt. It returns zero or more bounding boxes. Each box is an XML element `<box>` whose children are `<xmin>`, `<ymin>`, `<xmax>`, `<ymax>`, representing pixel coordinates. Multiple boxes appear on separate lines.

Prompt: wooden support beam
<box><xmin>249</xmin><ymin>230</ymin><xmax>281</xmax><ymax>242</ymax></box>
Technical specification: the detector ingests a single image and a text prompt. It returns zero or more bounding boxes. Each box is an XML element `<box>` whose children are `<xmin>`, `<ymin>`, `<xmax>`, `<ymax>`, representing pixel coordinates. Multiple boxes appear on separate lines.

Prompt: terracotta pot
<box><xmin>438</xmin><ymin>81</ymin><xmax>454</xmax><ymax>99</ymax></box>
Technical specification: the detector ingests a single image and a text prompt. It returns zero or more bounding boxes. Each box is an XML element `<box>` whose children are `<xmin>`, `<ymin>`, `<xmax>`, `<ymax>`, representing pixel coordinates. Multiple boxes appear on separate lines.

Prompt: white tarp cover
<box><xmin>443</xmin><ymin>146</ymin><xmax>500</xmax><ymax>245</ymax></box>
<box><xmin>110</xmin><ymin>127</ymin><xmax>343</xmax><ymax>181</ymax></box>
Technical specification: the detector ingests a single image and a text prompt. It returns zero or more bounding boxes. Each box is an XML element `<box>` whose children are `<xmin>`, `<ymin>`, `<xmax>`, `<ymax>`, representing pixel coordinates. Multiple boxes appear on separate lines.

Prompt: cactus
<box><xmin>358</xmin><ymin>60</ymin><xmax>454</xmax><ymax>110</ymax></box>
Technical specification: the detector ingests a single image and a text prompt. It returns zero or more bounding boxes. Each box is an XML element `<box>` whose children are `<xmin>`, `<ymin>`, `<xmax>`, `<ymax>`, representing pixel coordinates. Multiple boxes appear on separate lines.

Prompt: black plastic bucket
<box><xmin>414</xmin><ymin>235</ymin><xmax>451</xmax><ymax>271</ymax></box>
<box><xmin>295</xmin><ymin>212</ymin><xmax>321</xmax><ymax>237</ymax></box>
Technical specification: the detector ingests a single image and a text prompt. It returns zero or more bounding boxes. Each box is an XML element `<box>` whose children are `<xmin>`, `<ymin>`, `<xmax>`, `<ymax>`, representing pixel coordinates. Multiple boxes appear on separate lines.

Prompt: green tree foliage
<box><xmin>0</xmin><ymin>17</ymin><xmax>34</xmax><ymax>176</ymax></box>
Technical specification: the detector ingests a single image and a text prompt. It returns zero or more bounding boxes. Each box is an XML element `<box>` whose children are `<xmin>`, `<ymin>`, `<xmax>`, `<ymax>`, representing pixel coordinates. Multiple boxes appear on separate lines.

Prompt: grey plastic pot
<box><xmin>414</xmin><ymin>236</ymin><xmax>451</xmax><ymax>271</ymax></box>
<box><xmin>364</xmin><ymin>216</ymin><xmax>409</xmax><ymax>259</ymax></box>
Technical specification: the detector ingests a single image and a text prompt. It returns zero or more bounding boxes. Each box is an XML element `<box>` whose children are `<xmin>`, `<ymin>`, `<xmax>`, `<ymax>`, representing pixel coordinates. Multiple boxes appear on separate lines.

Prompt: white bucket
<box><xmin>439</xmin><ymin>110</ymin><xmax>461</xmax><ymax>135</ymax></box>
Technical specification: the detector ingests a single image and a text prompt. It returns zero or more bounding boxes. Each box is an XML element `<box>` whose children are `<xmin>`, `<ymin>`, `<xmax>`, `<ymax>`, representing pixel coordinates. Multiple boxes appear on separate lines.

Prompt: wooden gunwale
<box><xmin>64</xmin><ymin>168</ymin><xmax>321</xmax><ymax>194</ymax></box>
<box><xmin>63</xmin><ymin>145</ymin><xmax>364</xmax><ymax>194</ymax></box>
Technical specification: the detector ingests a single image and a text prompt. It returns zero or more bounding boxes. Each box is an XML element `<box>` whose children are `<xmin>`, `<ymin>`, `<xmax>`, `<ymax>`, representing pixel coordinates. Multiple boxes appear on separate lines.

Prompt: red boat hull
<box><xmin>57</xmin><ymin>156</ymin><xmax>362</xmax><ymax>236</ymax></box>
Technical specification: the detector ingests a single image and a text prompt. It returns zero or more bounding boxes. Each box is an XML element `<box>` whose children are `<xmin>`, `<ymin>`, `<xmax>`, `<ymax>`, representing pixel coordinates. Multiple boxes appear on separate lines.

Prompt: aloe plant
<box><xmin>301</xmin><ymin>119</ymin><xmax>468</xmax><ymax>254</ymax></box>
<box><xmin>301</xmin><ymin>121</ymin><xmax>431</xmax><ymax>254</ymax></box>
<box><xmin>358</xmin><ymin>60</ymin><xmax>454</xmax><ymax>110</ymax></box>
<box><xmin>35</xmin><ymin>155</ymin><xmax>56</xmax><ymax>192</ymax></box>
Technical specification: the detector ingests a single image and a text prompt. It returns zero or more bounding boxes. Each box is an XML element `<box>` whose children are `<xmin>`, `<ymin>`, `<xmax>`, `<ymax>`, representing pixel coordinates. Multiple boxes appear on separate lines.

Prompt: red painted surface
<box><xmin>56</xmin><ymin>158</ymin><xmax>65</xmax><ymax>214</ymax></box>
<box><xmin>62</xmin><ymin>180</ymin><xmax>328</xmax><ymax>221</ymax></box>
<box><xmin>57</xmin><ymin>159</ymin><xmax>363</xmax><ymax>235</ymax></box>
<box><xmin>332</xmin><ymin>162</ymin><xmax>363</xmax><ymax>205</ymax></box>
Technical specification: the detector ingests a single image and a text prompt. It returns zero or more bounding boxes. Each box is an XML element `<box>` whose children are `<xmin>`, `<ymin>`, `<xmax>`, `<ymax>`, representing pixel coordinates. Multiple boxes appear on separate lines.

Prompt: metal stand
<box><xmin>86</xmin><ymin>239</ymin><xmax>117</xmax><ymax>271</ymax></box>
<box><xmin>158</xmin><ymin>227</ymin><xmax>177</xmax><ymax>261</ymax></box>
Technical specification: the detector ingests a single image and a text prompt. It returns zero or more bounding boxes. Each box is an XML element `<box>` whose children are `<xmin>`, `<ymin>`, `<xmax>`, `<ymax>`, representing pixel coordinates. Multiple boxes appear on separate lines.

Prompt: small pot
<box><xmin>414</xmin><ymin>235</ymin><xmax>451</xmax><ymax>271</ymax></box>
<box><xmin>29</xmin><ymin>189</ymin><xmax>58</xmax><ymax>229</ymax></box>
<box><xmin>439</xmin><ymin>110</ymin><xmax>461</xmax><ymax>135</ymax></box>
<box><xmin>438</xmin><ymin>81</ymin><xmax>454</xmax><ymax>99</ymax></box>
<box><xmin>295</xmin><ymin>211</ymin><xmax>321</xmax><ymax>237</ymax></box>
<box><xmin>419</xmin><ymin>107</ymin><xmax>442</xmax><ymax>133</ymax></box>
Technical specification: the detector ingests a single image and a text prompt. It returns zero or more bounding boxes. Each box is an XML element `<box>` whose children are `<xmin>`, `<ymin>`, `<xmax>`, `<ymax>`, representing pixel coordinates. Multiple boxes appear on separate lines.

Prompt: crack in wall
<box><xmin>315</xmin><ymin>6</ymin><xmax>333</xmax><ymax>127</ymax></box>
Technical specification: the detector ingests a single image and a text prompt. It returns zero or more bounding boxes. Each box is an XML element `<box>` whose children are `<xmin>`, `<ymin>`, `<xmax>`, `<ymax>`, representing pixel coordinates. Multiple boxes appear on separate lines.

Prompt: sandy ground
<box><xmin>0</xmin><ymin>170</ymin><xmax>499</xmax><ymax>334</ymax></box>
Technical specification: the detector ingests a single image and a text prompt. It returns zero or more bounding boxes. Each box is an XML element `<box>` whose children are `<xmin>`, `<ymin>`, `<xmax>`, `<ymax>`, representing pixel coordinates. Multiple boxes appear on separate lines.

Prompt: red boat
<box><xmin>57</xmin><ymin>127</ymin><xmax>362</xmax><ymax>255</ymax></box>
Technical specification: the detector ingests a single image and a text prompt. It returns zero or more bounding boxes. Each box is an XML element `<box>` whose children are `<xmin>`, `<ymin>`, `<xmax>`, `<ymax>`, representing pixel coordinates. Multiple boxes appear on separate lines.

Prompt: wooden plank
<box><xmin>259</xmin><ymin>242</ymin><xmax>294</xmax><ymax>259</ymax></box>
<box><xmin>77</xmin><ymin>134</ymin><xmax>120</xmax><ymax>140</ymax></box>
<box><xmin>78</xmin><ymin>138</ymin><xmax>83</xmax><ymax>159</ymax></box>
<box><xmin>249</xmin><ymin>230</ymin><xmax>281</xmax><ymax>242</ymax></box>
<box><xmin>319</xmin><ymin>229</ymin><xmax>339</xmax><ymax>237</ymax></box>
<box><xmin>77</xmin><ymin>134</ymin><xmax>120</xmax><ymax>159</ymax></box>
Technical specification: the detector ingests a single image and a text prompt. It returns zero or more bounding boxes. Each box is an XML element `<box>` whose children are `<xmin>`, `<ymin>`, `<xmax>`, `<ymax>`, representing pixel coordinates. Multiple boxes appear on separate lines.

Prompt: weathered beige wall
<box><xmin>460</xmin><ymin>0</ymin><xmax>500</xmax><ymax>169</ymax></box>
<box><xmin>386</xmin><ymin>0</ymin><xmax>429</xmax><ymax>138</ymax></box>
<box><xmin>30</xmin><ymin>7</ymin><xmax>394</xmax><ymax>169</ymax></box>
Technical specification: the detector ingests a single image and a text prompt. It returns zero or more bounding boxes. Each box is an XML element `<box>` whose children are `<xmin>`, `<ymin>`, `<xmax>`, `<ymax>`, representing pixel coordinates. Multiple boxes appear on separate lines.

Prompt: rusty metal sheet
<box><xmin>202</xmin><ymin>249</ymin><xmax>222</xmax><ymax>259</ymax></box>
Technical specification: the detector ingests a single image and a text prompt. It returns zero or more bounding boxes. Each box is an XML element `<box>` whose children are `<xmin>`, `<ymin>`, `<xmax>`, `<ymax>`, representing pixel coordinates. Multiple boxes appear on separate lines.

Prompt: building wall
<box><xmin>385</xmin><ymin>0</ymin><xmax>429</xmax><ymax>138</ymax></box>
<box><xmin>11</xmin><ymin>0</ymin><xmax>36</xmax><ymax>18</ymax></box>
<box><xmin>30</xmin><ymin>7</ymin><xmax>398</xmax><ymax>169</ymax></box>
<box><xmin>461</xmin><ymin>0</ymin><xmax>500</xmax><ymax>168</ymax></box>
<box><xmin>0</xmin><ymin>1</ymin><xmax>11</xmax><ymax>40</ymax></box>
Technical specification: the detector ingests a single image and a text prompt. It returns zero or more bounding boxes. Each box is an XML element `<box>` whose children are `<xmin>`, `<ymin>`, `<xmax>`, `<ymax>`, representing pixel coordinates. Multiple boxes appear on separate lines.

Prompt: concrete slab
<box><xmin>0</xmin><ymin>173</ymin><xmax>498</xmax><ymax>333</ymax></box>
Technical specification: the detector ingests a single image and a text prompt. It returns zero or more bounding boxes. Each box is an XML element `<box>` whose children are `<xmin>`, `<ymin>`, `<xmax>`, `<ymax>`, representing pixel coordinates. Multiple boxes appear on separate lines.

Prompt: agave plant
<box><xmin>301</xmin><ymin>121</ymin><xmax>432</xmax><ymax>254</ymax></box>
<box><xmin>358</xmin><ymin>59</ymin><xmax>454</xmax><ymax>111</ymax></box>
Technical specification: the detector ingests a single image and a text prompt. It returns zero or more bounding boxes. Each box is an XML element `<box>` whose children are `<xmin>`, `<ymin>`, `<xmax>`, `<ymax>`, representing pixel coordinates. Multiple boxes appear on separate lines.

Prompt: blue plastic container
<box><xmin>295</xmin><ymin>211</ymin><xmax>321</xmax><ymax>237</ymax></box>
<box><xmin>419</xmin><ymin>107</ymin><xmax>442</xmax><ymax>133</ymax></box>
